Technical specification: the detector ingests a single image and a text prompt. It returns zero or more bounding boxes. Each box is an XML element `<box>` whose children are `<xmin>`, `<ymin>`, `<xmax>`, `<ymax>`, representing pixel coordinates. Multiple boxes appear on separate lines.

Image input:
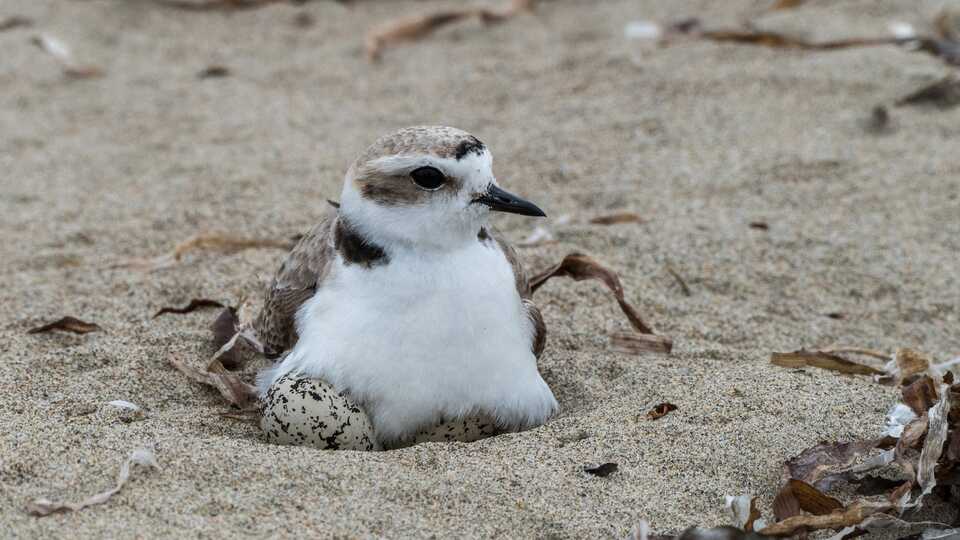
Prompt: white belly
<box><xmin>261</xmin><ymin>241</ymin><xmax>558</xmax><ymax>444</ymax></box>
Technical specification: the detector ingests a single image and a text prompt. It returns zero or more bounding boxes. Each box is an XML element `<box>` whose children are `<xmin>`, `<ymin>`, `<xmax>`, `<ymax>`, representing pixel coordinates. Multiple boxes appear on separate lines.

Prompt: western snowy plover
<box><xmin>255</xmin><ymin>126</ymin><xmax>558</xmax><ymax>449</ymax></box>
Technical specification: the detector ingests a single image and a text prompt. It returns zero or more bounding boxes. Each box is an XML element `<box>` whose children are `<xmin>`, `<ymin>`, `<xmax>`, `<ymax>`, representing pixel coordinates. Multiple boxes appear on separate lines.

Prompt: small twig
<box><xmin>665</xmin><ymin>264</ymin><xmax>691</xmax><ymax>297</ymax></box>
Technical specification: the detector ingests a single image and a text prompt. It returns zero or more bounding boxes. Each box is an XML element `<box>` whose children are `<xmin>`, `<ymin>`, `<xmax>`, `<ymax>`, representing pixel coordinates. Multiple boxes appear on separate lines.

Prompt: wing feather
<box><xmin>254</xmin><ymin>207</ymin><xmax>337</xmax><ymax>357</ymax></box>
<box><xmin>489</xmin><ymin>228</ymin><xmax>546</xmax><ymax>358</ymax></box>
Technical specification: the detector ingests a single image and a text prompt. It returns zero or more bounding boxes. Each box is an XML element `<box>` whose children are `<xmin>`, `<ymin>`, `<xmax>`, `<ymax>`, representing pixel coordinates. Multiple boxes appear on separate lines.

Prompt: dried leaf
<box><xmin>898</xmin><ymin>416</ymin><xmax>929</xmax><ymax>450</ymax></box>
<box><xmin>896</xmin><ymin>76</ymin><xmax>960</xmax><ymax>110</ymax></box>
<box><xmin>902</xmin><ymin>382</ymin><xmax>952</xmax><ymax>509</ymax></box>
<box><xmin>111</xmin><ymin>233</ymin><xmax>293</xmax><ymax>271</ymax></box>
<box><xmin>168</xmin><ymin>356</ymin><xmax>258</xmax><ymax>410</ymax></box>
<box><xmin>851</xmin><ymin>476</ymin><xmax>904</xmax><ymax>496</ymax></box>
<box><xmin>589</xmin><ymin>212</ymin><xmax>645</xmax><ymax>225</ymax></box>
<box><xmin>903</xmin><ymin>376</ymin><xmax>940</xmax><ymax>416</ymax></box>
<box><xmin>787</xmin><ymin>479</ymin><xmax>843</xmax><ymax>515</ymax></box>
<box><xmin>365</xmin><ymin>0</ymin><xmax>534</xmax><ymax>61</ymax></box>
<box><xmin>645</xmin><ymin>402</ymin><xmax>678</xmax><ymax>421</ymax></box>
<box><xmin>210</xmin><ymin>306</ymin><xmax>242</xmax><ymax>369</ymax></box>
<box><xmin>26</xmin><ymin>447</ymin><xmax>159</xmax><ymax>517</ymax></box>
<box><xmin>894</xmin><ymin>349</ymin><xmax>932</xmax><ymax>385</ymax></box>
<box><xmin>530</xmin><ymin>252</ymin><xmax>655</xmax><ymax>335</ymax></box>
<box><xmin>699</xmin><ymin>30</ymin><xmax>901</xmax><ymax>51</ymax></box>
<box><xmin>584</xmin><ymin>462</ymin><xmax>618</xmax><ymax>477</ymax></box>
<box><xmin>153</xmin><ymin>298</ymin><xmax>225</xmax><ymax>318</ymax></box>
<box><xmin>27</xmin><ymin>316</ymin><xmax>101</xmax><ymax>335</ymax></box>
<box><xmin>0</xmin><ymin>15</ymin><xmax>32</xmax><ymax>31</ymax></box>
<box><xmin>31</xmin><ymin>34</ymin><xmax>103</xmax><ymax>79</ymax></box>
<box><xmin>610</xmin><ymin>332</ymin><xmax>673</xmax><ymax>355</ymax></box>
<box><xmin>771</xmin><ymin>350</ymin><xmax>884</xmax><ymax>376</ymax></box>
<box><xmin>772</xmin><ymin>482</ymin><xmax>801</xmax><ymax>522</ymax></box>
<box><xmin>785</xmin><ymin>439</ymin><xmax>884</xmax><ymax>488</ymax></box>
<box><xmin>758</xmin><ymin>502</ymin><xmax>891</xmax><ymax>537</ymax></box>
<box><xmin>197</xmin><ymin>65</ymin><xmax>230</xmax><ymax>78</ymax></box>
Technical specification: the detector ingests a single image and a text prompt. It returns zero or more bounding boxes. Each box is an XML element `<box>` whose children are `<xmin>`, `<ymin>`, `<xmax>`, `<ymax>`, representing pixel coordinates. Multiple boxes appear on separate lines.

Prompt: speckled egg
<box><xmin>260</xmin><ymin>375</ymin><xmax>378</xmax><ymax>451</ymax></box>
<box><xmin>383</xmin><ymin>415</ymin><xmax>502</xmax><ymax>449</ymax></box>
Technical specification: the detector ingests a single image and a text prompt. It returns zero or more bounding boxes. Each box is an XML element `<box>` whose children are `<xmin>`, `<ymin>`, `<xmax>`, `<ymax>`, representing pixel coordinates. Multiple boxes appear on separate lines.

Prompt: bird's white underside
<box><xmin>258</xmin><ymin>147</ymin><xmax>558</xmax><ymax>445</ymax></box>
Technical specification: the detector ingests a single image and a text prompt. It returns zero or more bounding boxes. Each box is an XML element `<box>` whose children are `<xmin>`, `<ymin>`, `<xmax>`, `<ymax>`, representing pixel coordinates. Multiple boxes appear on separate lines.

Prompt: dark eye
<box><xmin>410</xmin><ymin>166</ymin><xmax>446</xmax><ymax>190</ymax></box>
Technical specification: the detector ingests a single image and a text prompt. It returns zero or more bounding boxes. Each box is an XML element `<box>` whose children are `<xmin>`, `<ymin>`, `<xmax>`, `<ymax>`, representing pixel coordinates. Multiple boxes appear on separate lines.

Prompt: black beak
<box><xmin>473</xmin><ymin>184</ymin><xmax>546</xmax><ymax>217</ymax></box>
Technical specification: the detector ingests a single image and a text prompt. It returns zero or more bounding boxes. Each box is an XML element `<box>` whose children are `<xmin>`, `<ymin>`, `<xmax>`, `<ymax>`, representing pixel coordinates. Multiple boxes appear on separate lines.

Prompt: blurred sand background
<box><xmin>1</xmin><ymin>0</ymin><xmax>959</xmax><ymax>537</ymax></box>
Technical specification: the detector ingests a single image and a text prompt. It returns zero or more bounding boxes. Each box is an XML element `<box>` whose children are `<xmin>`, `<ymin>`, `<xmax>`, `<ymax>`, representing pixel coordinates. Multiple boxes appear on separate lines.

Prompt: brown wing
<box><xmin>254</xmin><ymin>206</ymin><xmax>338</xmax><ymax>357</ymax></box>
<box><xmin>489</xmin><ymin>228</ymin><xmax>546</xmax><ymax>358</ymax></box>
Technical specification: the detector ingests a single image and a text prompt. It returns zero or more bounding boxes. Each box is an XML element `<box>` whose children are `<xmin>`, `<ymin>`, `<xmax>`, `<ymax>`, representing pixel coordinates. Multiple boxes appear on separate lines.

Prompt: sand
<box><xmin>2</xmin><ymin>0</ymin><xmax>958</xmax><ymax>537</ymax></box>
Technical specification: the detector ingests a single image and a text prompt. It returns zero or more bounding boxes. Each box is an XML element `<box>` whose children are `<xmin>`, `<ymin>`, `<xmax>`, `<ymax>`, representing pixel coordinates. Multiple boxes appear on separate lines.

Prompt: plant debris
<box><xmin>584</xmin><ymin>462</ymin><xmax>618</xmax><ymax>477</ymax></box>
<box><xmin>610</xmin><ymin>332</ymin><xmax>673</xmax><ymax>355</ymax></box>
<box><xmin>26</xmin><ymin>447</ymin><xmax>159</xmax><ymax>517</ymax></box>
<box><xmin>31</xmin><ymin>34</ymin><xmax>103</xmax><ymax>79</ymax></box>
<box><xmin>630</xmin><ymin>351</ymin><xmax>958</xmax><ymax>540</ymax></box>
<box><xmin>111</xmin><ymin>233</ymin><xmax>294</xmax><ymax>271</ymax></box>
<box><xmin>0</xmin><ymin>15</ymin><xmax>32</xmax><ymax>31</ymax></box>
<box><xmin>197</xmin><ymin>65</ymin><xmax>230</xmax><ymax>78</ymax></box>
<box><xmin>530</xmin><ymin>252</ymin><xmax>672</xmax><ymax>355</ymax></box>
<box><xmin>895</xmin><ymin>76</ymin><xmax>960</xmax><ymax>110</ymax></box>
<box><xmin>664</xmin><ymin>264</ymin><xmax>691</xmax><ymax>297</ymax></box>
<box><xmin>210</xmin><ymin>305</ymin><xmax>243</xmax><ymax>369</ymax></box>
<box><xmin>168</xmin><ymin>355</ymin><xmax>258</xmax><ymax>410</ymax></box>
<box><xmin>645</xmin><ymin>402</ymin><xmax>678</xmax><ymax>421</ymax></box>
<box><xmin>589</xmin><ymin>212</ymin><xmax>645</xmax><ymax>225</ymax></box>
<box><xmin>770</xmin><ymin>350</ymin><xmax>884</xmax><ymax>376</ymax></box>
<box><xmin>365</xmin><ymin>0</ymin><xmax>534</xmax><ymax>61</ymax></box>
<box><xmin>153</xmin><ymin>298</ymin><xmax>225</xmax><ymax>318</ymax></box>
<box><xmin>748</xmin><ymin>221</ymin><xmax>769</xmax><ymax>230</ymax></box>
<box><xmin>530</xmin><ymin>253</ymin><xmax>654</xmax><ymax>334</ymax></box>
<box><xmin>27</xmin><ymin>316</ymin><xmax>101</xmax><ymax>335</ymax></box>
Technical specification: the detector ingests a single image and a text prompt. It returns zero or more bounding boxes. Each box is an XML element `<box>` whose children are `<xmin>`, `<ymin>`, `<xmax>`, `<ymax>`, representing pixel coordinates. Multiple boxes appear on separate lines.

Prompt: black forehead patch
<box><xmin>454</xmin><ymin>136</ymin><xmax>485</xmax><ymax>161</ymax></box>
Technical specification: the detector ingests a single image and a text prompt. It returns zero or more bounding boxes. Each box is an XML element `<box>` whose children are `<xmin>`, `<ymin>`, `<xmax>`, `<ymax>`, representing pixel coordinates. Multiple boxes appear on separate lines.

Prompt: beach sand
<box><xmin>1</xmin><ymin>0</ymin><xmax>958</xmax><ymax>537</ymax></box>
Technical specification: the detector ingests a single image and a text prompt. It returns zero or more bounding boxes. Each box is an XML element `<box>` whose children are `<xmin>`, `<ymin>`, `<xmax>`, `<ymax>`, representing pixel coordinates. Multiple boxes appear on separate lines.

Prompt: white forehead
<box><xmin>366</xmin><ymin>148</ymin><xmax>493</xmax><ymax>184</ymax></box>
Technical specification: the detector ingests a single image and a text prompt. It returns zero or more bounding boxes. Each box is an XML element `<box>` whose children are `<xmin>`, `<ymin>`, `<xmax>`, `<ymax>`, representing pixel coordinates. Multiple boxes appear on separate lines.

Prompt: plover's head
<box><xmin>339</xmin><ymin>126</ymin><xmax>545</xmax><ymax>250</ymax></box>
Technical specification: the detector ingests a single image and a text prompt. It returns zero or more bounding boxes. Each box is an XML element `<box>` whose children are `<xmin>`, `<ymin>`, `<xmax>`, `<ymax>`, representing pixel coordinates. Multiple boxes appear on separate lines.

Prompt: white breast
<box><xmin>260</xmin><ymin>240</ymin><xmax>558</xmax><ymax>444</ymax></box>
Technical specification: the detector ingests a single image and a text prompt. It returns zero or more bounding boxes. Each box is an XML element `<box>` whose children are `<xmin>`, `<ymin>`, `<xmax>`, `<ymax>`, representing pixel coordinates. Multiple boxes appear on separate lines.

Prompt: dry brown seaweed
<box><xmin>770</xmin><ymin>350</ymin><xmax>884</xmax><ymax>376</ymax></box>
<box><xmin>27</xmin><ymin>316</ymin><xmax>101</xmax><ymax>335</ymax></box>
<box><xmin>365</xmin><ymin>0</ymin><xmax>534</xmax><ymax>61</ymax></box>
<box><xmin>153</xmin><ymin>298</ymin><xmax>225</xmax><ymax>318</ymax></box>
<box><xmin>530</xmin><ymin>253</ymin><xmax>655</xmax><ymax>335</ymax></box>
